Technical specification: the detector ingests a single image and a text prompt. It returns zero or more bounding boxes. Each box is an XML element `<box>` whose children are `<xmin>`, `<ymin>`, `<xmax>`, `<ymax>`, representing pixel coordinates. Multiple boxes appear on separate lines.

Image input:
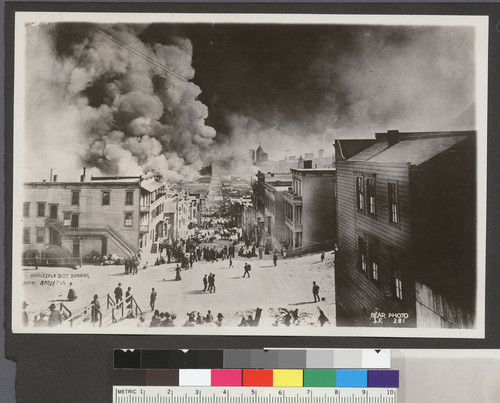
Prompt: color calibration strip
<box><xmin>114</xmin><ymin>349</ymin><xmax>391</xmax><ymax>369</ymax></box>
<box><xmin>114</xmin><ymin>369</ymin><xmax>399</xmax><ymax>388</ymax></box>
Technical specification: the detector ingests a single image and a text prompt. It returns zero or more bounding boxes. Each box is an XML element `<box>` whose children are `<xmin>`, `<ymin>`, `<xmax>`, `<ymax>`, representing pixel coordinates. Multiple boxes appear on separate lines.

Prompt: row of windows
<box><xmin>70</xmin><ymin>190</ymin><xmax>135</xmax><ymax>207</ymax></box>
<box><xmin>358</xmin><ymin>237</ymin><xmax>403</xmax><ymax>301</ymax></box>
<box><xmin>23</xmin><ymin>211</ymin><xmax>134</xmax><ymax>244</ymax></box>
<box><xmin>23</xmin><ymin>191</ymin><xmax>135</xmax><ymax>218</ymax></box>
<box><xmin>23</xmin><ymin>227</ymin><xmax>45</xmax><ymax>244</ymax></box>
<box><xmin>356</xmin><ymin>177</ymin><xmax>400</xmax><ymax>225</ymax></box>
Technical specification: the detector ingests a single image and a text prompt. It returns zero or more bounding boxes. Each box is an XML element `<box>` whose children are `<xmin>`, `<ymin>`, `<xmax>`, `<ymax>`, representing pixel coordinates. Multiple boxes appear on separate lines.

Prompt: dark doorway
<box><xmin>101</xmin><ymin>237</ymin><xmax>107</xmax><ymax>256</ymax></box>
<box><xmin>49</xmin><ymin>228</ymin><xmax>60</xmax><ymax>246</ymax></box>
<box><xmin>72</xmin><ymin>240</ymin><xmax>80</xmax><ymax>258</ymax></box>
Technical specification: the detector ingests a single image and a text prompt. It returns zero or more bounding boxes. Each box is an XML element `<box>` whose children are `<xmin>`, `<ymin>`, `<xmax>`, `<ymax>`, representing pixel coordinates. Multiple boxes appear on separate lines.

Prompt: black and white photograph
<box><xmin>11</xmin><ymin>12</ymin><xmax>487</xmax><ymax>336</ymax></box>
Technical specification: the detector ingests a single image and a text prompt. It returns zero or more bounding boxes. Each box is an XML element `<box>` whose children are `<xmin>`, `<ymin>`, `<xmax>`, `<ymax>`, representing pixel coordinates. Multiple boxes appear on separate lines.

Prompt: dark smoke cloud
<box><xmin>24</xmin><ymin>23</ymin><xmax>476</xmax><ymax>182</ymax></box>
<box><xmin>25</xmin><ymin>22</ymin><xmax>216</xmax><ymax>182</ymax></box>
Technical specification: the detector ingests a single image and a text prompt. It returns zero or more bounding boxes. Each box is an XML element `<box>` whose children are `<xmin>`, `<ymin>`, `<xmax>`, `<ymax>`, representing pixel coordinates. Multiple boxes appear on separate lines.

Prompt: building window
<box><xmin>71</xmin><ymin>190</ymin><xmax>80</xmax><ymax>206</ymax></box>
<box><xmin>102</xmin><ymin>191</ymin><xmax>110</xmax><ymax>206</ymax></box>
<box><xmin>392</xmin><ymin>260</ymin><xmax>403</xmax><ymax>300</ymax></box>
<box><xmin>71</xmin><ymin>214</ymin><xmax>79</xmax><ymax>228</ymax></box>
<box><xmin>366</xmin><ymin>178</ymin><xmax>376</xmax><ymax>215</ymax></box>
<box><xmin>36</xmin><ymin>227</ymin><xmax>45</xmax><ymax>244</ymax></box>
<box><xmin>358</xmin><ymin>237</ymin><xmax>367</xmax><ymax>272</ymax></box>
<box><xmin>356</xmin><ymin>177</ymin><xmax>365</xmax><ymax>211</ymax></box>
<box><xmin>124</xmin><ymin>212</ymin><xmax>133</xmax><ymax>227</ymax></box>
<box><xmin>37</xmin><ymin>202</ymin><xmax>46</xmax><ymax>217</ymax></box>
<box><xmin>296</xmin><ymin>206</ymin><xmax>302</xmax><ymax>223</ymax></box>
<box><xmin>388</xmin><ymin>183</ymin><xmax>399</xmax><ymax>224</ymax></box>
<box><xmin>23</xmin><ymin>202</ymin><xmax>30</xmax><ymax>218</ymax></box>
<box><xmin>63</xmin><ymin>212</ymin><xmax>71</xmax><ymax>227</ymax></box>
<box><xmin>23</xmin><ymin>228</ymin><xmax>30</xmax><ymax>244</ymax></box>
<box><xmin>125</xmin><ymin>191</ymin><xmax>134</xmax><ymax>205</ymax></box>
<box><xmin>372</xmin><ymin>262</ymin><xmax>379</xmax><ymax>281</ymax></box>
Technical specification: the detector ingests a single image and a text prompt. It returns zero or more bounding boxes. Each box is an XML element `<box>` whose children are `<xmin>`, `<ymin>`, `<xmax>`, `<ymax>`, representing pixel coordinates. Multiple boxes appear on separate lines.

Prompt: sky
<box><xmin>22</xmin><ymin>21</ymin><xmax>476</xmax><ymax>182</ymax></box>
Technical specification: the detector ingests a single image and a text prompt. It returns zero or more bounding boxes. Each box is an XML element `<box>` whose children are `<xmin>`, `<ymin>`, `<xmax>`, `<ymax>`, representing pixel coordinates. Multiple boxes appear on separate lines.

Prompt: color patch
<box><xmin>306</xmin><ymin>350</ymin><xmax>334</xmax><ymax>368</ymax></box>
<box><xmin>114</xmin><ymin>350</ymin><xmax>141</xmax><ymax>369</ymax></box>
<box><xmin>362</xmin><ymin>350</ymin><xmax>391</xmax><ymax>369</ymax></box>
<box><xmin>179</xmin><ymin>369</ymin><xmax>211</xmax><ymax>386</ymax></box>
<box><xmin>303</xmin><ymin>370</ymin><xmax>336</xmax><ymax>387</ymax></box>
<box><xmin>273</xmin><ymin>370</ymin><xmax>303</xmax><ymax>387</ymax></box>
<box><xmin>334</xmin><ymin>350</ymin><xmax>363</xmax><ymax>369</ymax></box>
<box><xmin>113</xmin><ymin>369</ymin><xmax>147</xmax><ymax>386</ymax></box>
<box><xmin>242</xmin><ymin>369</ymin><xmax>273</xmax><ymax>386</ymax></box>
<box><xmin>336</xmin><ymin>370</ymin><xmax>367</xmax><ymax>387</ymax></box>
<box><xmin>142</xmin><ymin>350</ymin><xmax>223</xmax><ymax>369</ymax></box>
<box><xmin>223</xmin><ymin>350</ymin><xmax>252</xmax><ymax>369</ymax></box>
<box><xmin>368</xmin><ymin>370</ymin><xmax>399</xmax><ymax>388</ymax></box>
<box><xmin>146</xmin><ymin>369</ymin><xmax>179</xmax><ymax>386</ymax></box>
<box><xmin>211</xmin><ymin>369</ymin><xmax>242</xmax><ymax>386</ymax></box>
<box><xmin>250</xmin><ymin>350</ymin><xmax>279</xmax><ymax>369</ymax></box>
<box><xmin>276</xmin><ymin>350</ymin><xmax>307</xmax><ymax>369</ymax></box>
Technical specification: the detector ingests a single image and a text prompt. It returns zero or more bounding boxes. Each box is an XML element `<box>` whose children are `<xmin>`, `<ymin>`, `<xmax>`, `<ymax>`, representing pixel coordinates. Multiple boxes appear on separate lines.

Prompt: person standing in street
<box><xmin>313</xmin><ymin>281</ymin><xmax>321</xmax><ymax>302</ymax></box>
<box><xmin>273</xmin><ymin>252</ymin><xmax>278</xmax><ymax>267</ymax></box>
<box><xmin>114</xmin><ymin>283</ymin><xmax>123</xmax><ymax>304</ymax></box>
<box><xmin>228</xmin><ymin>257</ymin><xmax>233</xmax><ymax>269</ymax></box>
<box><xmin>48</xmin><ymin>303</ymin><xmax>62</xmax><ymax>327</ymax></box>
<box><xmin>321</xmin><ymin>252</ymin><xmax>325</xmax><ymax>262</ymax></box>
<box><xmin>91</xmin><ymin>295</ymin><xmax>101</xmax><ymax>324</ymax></box>
<box><xmin>150</xmin><ymin>288</ymin><xmax>157</xmax><ymax>311</ymax></box>
<box><xmin>175</xmin><ymin>265</ymin><xmax>182</xmax><ymax>281</ymax></box>
<box><xmin>243</xmin><ymin>263</ymin><xmax>251</xmax><ymax>278</ymax></box>
<box><xmin>203</xmin><ymin>274</ymin><xmax>208</xmax><ymax>292</ymax></box>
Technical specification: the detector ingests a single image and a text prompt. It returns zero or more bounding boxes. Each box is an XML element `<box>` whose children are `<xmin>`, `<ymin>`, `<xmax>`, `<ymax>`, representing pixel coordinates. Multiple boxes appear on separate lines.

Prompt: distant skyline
<box><xmin>22</xmin><ymin>18</ymin><xmax>476</xmax><ymax>183</ymax></box>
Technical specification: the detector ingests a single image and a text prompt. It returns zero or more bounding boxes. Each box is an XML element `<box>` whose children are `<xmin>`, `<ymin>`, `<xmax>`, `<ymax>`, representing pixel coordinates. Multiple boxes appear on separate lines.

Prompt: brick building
<box><xmin>22</xmin><ymin>170</ymin><xmax>168</xmax><ymax>262</ymax></box>
<box><xmin>334</xmin><ymin>130</ymin><xmax>476</xmax><ymax>328</ymax></box>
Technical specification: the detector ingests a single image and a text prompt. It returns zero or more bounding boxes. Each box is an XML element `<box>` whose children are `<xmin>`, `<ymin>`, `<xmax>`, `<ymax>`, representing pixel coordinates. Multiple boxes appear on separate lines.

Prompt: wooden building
<box><xmin>334</xmin><ymin>130</ymin><xmax>476</xmax><ymax>328</ymax></box>
<box><xmin>283</xmin><ymin>166</ymin><xmax>337</xmax><ymax>253</ymax></box>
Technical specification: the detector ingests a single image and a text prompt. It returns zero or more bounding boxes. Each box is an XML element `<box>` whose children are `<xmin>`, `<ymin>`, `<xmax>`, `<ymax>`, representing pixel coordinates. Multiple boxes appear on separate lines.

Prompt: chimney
<box><xmin>53</xmin><ymin>175</ymin><xmax>57</xmax><ymax>182</ymax></box>
<box><xmin>319</xmin><ymin>149</ymin><xmax>324</xmax><ymax>157</ymax></box>
<box><xmin>80</xmin><ymin>167</ymin><xmax>86</xmax><ymax>182</ymax></box>
<box><xmin>387</xmin><ymin>130</ymin><xmax>400</xmax><ymax>147</ymax></box>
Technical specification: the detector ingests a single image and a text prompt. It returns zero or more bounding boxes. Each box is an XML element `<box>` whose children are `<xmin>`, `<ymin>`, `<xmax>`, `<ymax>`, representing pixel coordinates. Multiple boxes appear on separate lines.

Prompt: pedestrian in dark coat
<box><xmin>114</xmin><ymin>283</ymin><xmax>123</xmax><ymax>304</ymax></box>
<box><xmin>175</xmin><ymin>265</ymin><xmax>182</xmax><ymax>281</ymax></box>
<box><xmin>321</xmin><ymin>252</ymin><xmax>325</xmax><ymax>262</ymax></box>
<box><xmin>243</xmin><ymin>263</ymin><xmax>251</xmax><ymax>278</ymax></box>
<box><xmin>313</xmin><ymin>281</ymin><xmax>320</xmax><ymax>302</ymax></box>
<box><xmin>150</xmin><ymin>288</ymin><xmax>157</xmax><ymax>311</ymax></box>
<box><xmin>48</xmin><ymin>303</ymin><xmax>62</xmax><ymax>327</ymax></box>
<box><xmin>273</xmin><ymin>252</ymin><xmax>278</xmax><ymax>266</ymax></box>
<box><xmin>91</xmin><ymin>295</ymin><xmax>100</xmax><ymax>324</ymax></box>
<box><xmin>203</xmin><ymin>275</ymin><xmax>208</xmax><ymax>292</ymax></box>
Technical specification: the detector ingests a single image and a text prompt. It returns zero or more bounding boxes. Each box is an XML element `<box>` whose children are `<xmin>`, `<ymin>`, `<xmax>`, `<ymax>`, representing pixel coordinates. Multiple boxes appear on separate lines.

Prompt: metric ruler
<box><xmin>113</xmin><ymin>387</ymin><xmax>398</xmax><ymax>403</ymax></box>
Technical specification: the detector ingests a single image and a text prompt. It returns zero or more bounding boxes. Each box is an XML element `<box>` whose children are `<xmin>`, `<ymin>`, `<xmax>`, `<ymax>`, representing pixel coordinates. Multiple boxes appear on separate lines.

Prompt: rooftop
<box><xmin>341</xmin><ymin>130</ymin><xmax>475</xmax><ymax>166</ymax></box>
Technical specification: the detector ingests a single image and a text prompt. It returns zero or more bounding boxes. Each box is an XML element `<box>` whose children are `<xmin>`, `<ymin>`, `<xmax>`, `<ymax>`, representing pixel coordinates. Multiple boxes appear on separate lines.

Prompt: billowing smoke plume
<box><xmin>24</xmin><ymin>23</ymin><xmax>215</xmax><ymax>182</ymax></box>
<box><xmin>195</xmin><ymin>25</ymin><xmax>476</xmax><ymax>162</ymax></box>
<box><xmin>24</xmin><ymin>23</ymin><xmax>477</xmax><ymax>181</ymax></box>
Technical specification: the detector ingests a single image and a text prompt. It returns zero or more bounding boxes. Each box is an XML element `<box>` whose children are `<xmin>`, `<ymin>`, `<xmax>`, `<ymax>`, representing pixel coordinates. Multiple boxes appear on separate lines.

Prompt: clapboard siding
<box><xmin>335</xmin><ymin>159</ymin><xmax>418</xmax><ymax>325</ymax></box>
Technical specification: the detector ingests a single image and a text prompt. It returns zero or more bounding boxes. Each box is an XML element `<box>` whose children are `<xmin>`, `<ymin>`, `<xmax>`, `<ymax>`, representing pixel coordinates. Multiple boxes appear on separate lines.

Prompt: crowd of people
<box><xmin>149</xmin><ymin>309</ymin><xmax>224</xmax><ymax>327</ymax></box>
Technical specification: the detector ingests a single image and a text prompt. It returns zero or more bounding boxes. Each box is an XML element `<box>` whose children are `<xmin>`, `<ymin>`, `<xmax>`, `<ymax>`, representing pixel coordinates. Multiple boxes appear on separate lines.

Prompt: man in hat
<box><xmin>150</xmin><ymin>288</ymin><xmax>157</xmax><ymax>311</ymax></box>
<box><xmin>313</xmin><ymin>281</ymin><xmax>321</xmax><ymax>303</ymax></box>
<box><xmin>48</xmin><ymin>303</ymin><xmax>62</xmax><ymax>327</ymax></box>
<box><xmin>215</xmin><ymin>313</ymin><xmax>224</xmax><ymax>327</ymax></box>
<box><xmin>67</xmin><ymin>283</ymin><xmax>77</xmax><ymax>301</ymax></box>
<box><xmin>114</xmin><ymin>283</ymin><xmax>123</xmax><ymax>304</ymax></box>
<box><xmin>91</xmin><ymin>295</ymin><xmax>101</xmax><ymax>323</ymax></box>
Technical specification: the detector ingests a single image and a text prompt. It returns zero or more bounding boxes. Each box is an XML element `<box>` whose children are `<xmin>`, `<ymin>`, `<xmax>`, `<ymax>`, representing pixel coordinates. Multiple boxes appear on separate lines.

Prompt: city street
<box><xmin>21</xmin><ymin>250</ymin><xmax>336</xmax><ymax>329</ymax></box>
